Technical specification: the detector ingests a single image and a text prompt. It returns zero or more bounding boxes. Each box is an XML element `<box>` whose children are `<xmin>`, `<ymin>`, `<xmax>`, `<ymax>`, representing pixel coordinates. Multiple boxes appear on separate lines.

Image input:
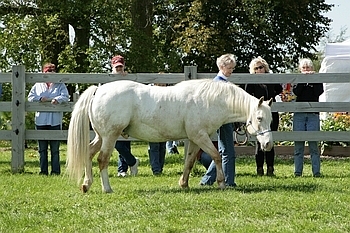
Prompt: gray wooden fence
<box><xmin>0</xmin><ymin>65</ymin><xmax>349</xmax><ymax>172</ymax></box>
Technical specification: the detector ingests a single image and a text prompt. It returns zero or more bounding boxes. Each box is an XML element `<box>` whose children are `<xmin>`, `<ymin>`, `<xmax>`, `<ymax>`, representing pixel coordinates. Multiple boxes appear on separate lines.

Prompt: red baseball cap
<box><xmin>111</xmin><ymin>55</ymin><xmax>125</xmax><ymax>67</ymax></box>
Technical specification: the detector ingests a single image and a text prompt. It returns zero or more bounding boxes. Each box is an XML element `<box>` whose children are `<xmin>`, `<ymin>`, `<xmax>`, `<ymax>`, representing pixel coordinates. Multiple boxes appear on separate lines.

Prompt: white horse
<box><xmin>66</xmin><ymin>79</ymin><xmax>273</xmax><ymax>193</ymax></box>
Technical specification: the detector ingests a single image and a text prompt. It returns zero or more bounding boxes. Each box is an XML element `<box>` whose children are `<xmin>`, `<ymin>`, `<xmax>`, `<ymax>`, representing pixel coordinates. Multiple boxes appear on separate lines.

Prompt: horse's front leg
<box><xmin>201</xmin><ymin>147</ymin><xmax>225</xmax><ymax>189</ymax></box>
<box><xmin>195</xmin><ymin>135</ymin><xmax>225</xmax><ymax>189</ymax></box>
<box><xmin>179</xmin><ymin>140</ymin><xmax>200</xmax><ymax>189</ymax></box>
<box><xmin>212</xmin><ymin>151</ymin><xmax>225</xmax><ymax>190</ymax></box>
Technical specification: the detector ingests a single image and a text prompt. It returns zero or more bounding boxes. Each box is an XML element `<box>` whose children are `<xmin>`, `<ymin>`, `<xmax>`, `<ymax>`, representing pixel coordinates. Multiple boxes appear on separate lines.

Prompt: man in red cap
<box><xmin>111</xmin><ymin>55</ymin><xmax>139</xmax><ymax>177</ymax></box>
<box><xmin>111</xmin><ymin>55</ymin><xmax>127</xmax><ymax>75</ymax></box>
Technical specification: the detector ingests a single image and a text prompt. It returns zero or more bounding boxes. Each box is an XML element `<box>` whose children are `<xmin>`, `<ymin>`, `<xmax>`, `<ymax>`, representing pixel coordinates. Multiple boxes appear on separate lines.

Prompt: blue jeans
<box><xmin>36</xmin><ymin>124</ymin><xmax>61</xmax><ymax>175</ymax></box>
<box><xmin>148</xmin><ymin>142</ymin><xmax>166</xmax><ymax>174</ymax></box>
<box><xmin>115</xmin><ymin>141</ymin><xmax>137</xmax><ymax>173</ymax></box>
<box><xmin>198</xmin><ymin>151</ymin><xmax>213</xmax><ymax>170</ymax></box>
<box><xmin>293</xmin><ymin>113</ymin><xmax>321</xmax><ymax>176</ymax></box>
<box><xmin>200</xmin><ymin>123</ymin><xmax>236</xmax><ymax>186</ymax></box>
<box><xmin>198</xmin><ymin>141</ymin><xmax>218</xmax><ymax>169</ymax></box>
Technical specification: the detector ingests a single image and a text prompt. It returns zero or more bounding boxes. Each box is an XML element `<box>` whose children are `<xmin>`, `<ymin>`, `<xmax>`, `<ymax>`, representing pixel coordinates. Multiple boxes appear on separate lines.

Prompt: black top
<box><xmin>293</xmin><ymin>83</ymin><xmax>324</xmax><ymax>102</ymax></box>
<box><xmin>244</xmin><ymin>84</ymin><xmax>283</xmax><ymax>102</ymax></box>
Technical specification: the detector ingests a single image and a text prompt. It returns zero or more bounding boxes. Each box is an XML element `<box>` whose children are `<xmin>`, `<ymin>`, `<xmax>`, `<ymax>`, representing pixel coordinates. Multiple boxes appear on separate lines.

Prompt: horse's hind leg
<box><xmin>82</xmin><ymin>135</ymin><xmax>102</xmax><ymax>193</ymax></box>
<box><xmin>179</xmin><ymin>141</ymin><xmax>200</xmax><ymax>189</ymax></box>
<box><xmin>97</xmin><ymin>136</ymin><xmax>116</xmax><ymax>193</ymax></box>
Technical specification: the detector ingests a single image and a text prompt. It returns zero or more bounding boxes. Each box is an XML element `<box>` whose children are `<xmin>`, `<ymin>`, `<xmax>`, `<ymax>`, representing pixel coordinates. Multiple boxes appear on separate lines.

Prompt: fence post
<box><xmin>184</xmin><ymin>66</ymin><xmax>197</xmax><ymax>80</ymax></box>
<box><xmin>11</xmin><ymin>65</ymin><xmax>26</xmax><ymax>173</ymax></box>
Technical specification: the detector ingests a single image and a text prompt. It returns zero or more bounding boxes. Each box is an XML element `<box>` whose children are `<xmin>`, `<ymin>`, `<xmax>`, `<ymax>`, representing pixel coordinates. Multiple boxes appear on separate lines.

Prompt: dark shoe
<box><xmin>153</xmin><ymin>171</ymin><xmax>162</xmax><ymax>176</ymax></box>
<box><xmin>267</xmin><ymin>167</ymin><xmax>275</xmax><ymax>176</ymax></box>
<box><xmin>39</xmin><ymin>171</ymin><xmax>48</xmax><ymax>176</ymax></box>
<box><xmin>257</xmin><ymin>167</ymin><xmax>264</xmax><ymax>176</ymax></box>
<box><xmin>226</xmin><ymin>183</ymin><xmax>237</xmax><ymax>188</ymax></box>
<box><xmin>50</xmin><ymin>172</ymin><xmax>60</xmax><ymax>176</ymax></box>
<box><xmin>313</xmin><ymin>173</ymin><xmax>321</xmax><ymax>177</ymax></box>
<box><xmin>294</xmin><ymin>173</ymin><xmax>302</xmax><ymax>177</ymax></box>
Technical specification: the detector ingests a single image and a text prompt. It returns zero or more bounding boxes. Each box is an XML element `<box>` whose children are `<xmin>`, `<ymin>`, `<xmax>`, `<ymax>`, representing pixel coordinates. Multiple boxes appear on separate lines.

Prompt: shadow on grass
<box><xmin>132</xmin><ymin>181</ymin><xmax>320</xmax><ymax>196</ymax></box>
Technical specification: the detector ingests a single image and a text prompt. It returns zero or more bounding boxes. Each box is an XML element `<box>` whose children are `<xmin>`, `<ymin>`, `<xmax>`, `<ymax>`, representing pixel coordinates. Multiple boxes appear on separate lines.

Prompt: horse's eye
<box><xmin>257</xmin><ymin>117</ymin><xmax>262</xmax><ymax>122</ymax></box>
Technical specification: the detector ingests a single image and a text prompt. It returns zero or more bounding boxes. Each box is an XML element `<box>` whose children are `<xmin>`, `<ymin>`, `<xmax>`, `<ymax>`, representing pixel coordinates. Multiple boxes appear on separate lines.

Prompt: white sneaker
<box><xmin>117</xmin><ymin>172</ymin><xmax>127</xmax><ymax>177</ymax></box>
<box><xmin>130</xmin><ymin>158</ymin><xmax>139</xmax><ymax>176</ymax></box>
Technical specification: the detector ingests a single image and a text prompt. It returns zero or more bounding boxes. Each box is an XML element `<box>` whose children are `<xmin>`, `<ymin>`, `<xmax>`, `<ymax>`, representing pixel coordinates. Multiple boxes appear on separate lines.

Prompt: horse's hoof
<box><xmin>180</xmin><ymin>184</ymin><xmax>189</xmax><ymax>189</ymax></box>
<box><xmin>102</xmin><ymin>188</ymin><xmax>114</xmax><ymax>193</ymax></box>
<box><xmin>218</xmin><ymin>182</ymin><xmax>226</xmax><ymax>190</ymax></box>
<box><xmin>178</xmin><ymin>179</ymin><xmax>189</xmax><ymax>189</ymax></box>
<box><xmin>179</xmin><ymin>182</ymin><xmax>188</xmax><ymax>189</ymax></box>
<box><xmin>81</xmin><ymin>185</ymin><xmax>88</xmax><ymax>193</ymax></box>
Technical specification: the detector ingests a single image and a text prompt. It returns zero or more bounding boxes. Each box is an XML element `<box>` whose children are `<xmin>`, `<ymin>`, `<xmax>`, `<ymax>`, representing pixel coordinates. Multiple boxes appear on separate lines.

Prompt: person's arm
<box><xmin>313</xmin><ymin>83</ymin><xmax>324</xmax><ymax>98</ymax></box>
<box><xmin>52</xmin><ymin>84</ymin><xmax>70</xmax><ymax>104</ymax></box>
<box><xmin>27</xmin><ymin>84</ymin><xmax>42</xmax><ymax>102</ymax></box>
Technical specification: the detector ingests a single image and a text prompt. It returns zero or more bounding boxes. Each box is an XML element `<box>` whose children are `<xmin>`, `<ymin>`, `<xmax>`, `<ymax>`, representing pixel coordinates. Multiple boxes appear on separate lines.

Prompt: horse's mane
<box><xmin>180</xmin><ymin>79</ymin><xmax>254</xmax><ymax>114</ymax></box>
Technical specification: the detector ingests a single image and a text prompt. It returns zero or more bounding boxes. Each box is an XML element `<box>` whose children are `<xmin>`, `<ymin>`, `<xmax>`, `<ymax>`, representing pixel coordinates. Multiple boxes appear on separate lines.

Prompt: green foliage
<box><xmin>0</xmin><ymin>0</ymin><xmax>337</xmax><ymax>133</ymax></box>
<box><xmin>1</xmin><ymin>0</ymin><xmax>334</xmax><ymax>74</ymax></box>
<box><xmin>1</xmin><ymin>143</ymin><xmax>350</xmax><ymax>232</ymax></box>
<box><xmin>277</xmin><ymin>112</ymin><xmax>350</xmax><ymax>148</ymax></box>
<box><xmin>278</xmin><ymin>112</ymin><xmax>293</xmax><ymax>132</ymax></box>
<box><xmin>172</xmin><ymin>0</ymin><xmax>332</xmax><ymax>72</ymax></box>
<box><xmin>277</xmin><ymin>112</ymin><xmax>294</xmax><ymax>146</ymax></box>
<box><xmin>0</xmin><ymin>14</ymin><xmax>42</xmax><ymax>72</ymax></box>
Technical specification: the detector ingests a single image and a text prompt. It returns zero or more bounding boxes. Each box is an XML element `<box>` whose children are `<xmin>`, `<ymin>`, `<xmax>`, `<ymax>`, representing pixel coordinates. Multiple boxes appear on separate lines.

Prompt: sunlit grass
<box><xmin>0</xmin><ymin>141</ymin><xmax>350</xmax><ymax>232</ymax></box>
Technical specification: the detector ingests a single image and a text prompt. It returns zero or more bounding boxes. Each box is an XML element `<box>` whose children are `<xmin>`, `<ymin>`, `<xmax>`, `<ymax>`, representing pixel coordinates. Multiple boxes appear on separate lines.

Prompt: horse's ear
<box><xmin>258</xmin><ymin>96</ymin><xmax>264</xmax><ymax>107</ymax></box>
<box><xmin>268</xmin><ymin>98</ymin><xmax>273</xmax><ymax>106</ymax></box>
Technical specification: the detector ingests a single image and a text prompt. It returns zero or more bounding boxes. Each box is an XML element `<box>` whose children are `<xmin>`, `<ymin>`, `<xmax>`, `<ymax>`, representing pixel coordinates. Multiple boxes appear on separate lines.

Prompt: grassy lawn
<box><xmin>0</xmin><ymin>141</ymin><xmax>349</xmax><ymax>233</ymax></box>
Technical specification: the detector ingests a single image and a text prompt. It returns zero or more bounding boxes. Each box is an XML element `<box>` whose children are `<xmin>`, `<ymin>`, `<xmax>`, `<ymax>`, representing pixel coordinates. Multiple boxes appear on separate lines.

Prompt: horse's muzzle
<box><xmin>261</xmin><ymin>141</ymin><xmax>273</xmax><ymax>152</ymax></box>
<box><xmin>257</xmin><ymin>133</ymin><xmax>273</xmax><ymax>152</ymax></box>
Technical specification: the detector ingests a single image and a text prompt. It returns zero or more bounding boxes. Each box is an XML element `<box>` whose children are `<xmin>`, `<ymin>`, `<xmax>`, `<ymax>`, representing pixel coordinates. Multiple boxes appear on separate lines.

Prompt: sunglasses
<box><xmin>254</xmin><ymin>65</ymin><xmax>264</xmax><ymax>71</ymax></box>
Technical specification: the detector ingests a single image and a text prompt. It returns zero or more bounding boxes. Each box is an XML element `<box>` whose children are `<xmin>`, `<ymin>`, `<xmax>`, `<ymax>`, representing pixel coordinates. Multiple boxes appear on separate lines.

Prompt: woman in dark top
<box><xmin>245</xmin><ymin>56</ymin><xmax>282</xmax><ymax>176</ymax></box>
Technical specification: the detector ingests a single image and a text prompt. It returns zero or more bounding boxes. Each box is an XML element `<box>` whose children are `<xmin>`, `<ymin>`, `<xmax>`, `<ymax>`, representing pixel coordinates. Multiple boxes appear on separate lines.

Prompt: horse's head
<box><xmin>246</xmin><ymin>97</ymin><xmax>273</xmax><ymax>151</ymax></box>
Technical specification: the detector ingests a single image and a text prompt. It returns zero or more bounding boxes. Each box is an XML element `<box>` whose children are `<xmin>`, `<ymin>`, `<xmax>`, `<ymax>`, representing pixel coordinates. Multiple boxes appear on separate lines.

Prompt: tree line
<box><xmin>0</xmin><ymin>0</ymin><xmax>344</xmax><ymax>130</ymax></box>
<box><xmin>0</xmin><ymin>0</ymin><xmax>334</xmax><ymax>75</ymax></box>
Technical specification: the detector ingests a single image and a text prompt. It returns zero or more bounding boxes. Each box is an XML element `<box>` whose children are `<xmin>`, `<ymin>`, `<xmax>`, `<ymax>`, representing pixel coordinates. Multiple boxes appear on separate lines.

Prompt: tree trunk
<box><xmin>130</xmin><ymin>0</ymin><xmax>154</xmax><ymax>72</ymax></box>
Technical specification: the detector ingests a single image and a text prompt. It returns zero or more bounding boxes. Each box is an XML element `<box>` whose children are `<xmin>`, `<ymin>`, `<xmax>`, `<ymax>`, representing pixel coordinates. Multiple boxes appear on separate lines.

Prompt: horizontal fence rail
<box><xmin>0</xmin><ymin>65</ymin><xmax>349</xmax><ymax>172</ymax></box>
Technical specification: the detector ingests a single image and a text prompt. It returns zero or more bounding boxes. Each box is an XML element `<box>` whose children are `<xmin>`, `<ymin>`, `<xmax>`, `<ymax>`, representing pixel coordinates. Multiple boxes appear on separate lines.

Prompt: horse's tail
<box><xmin>66</xmin><ymin>85</ymin><xmax>98</xmax><ymax>184</ymax></box>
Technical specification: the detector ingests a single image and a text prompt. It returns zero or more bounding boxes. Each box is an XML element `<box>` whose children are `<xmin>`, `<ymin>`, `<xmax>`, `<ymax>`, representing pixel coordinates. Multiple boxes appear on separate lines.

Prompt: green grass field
<box><xmin>0</xmin><ymin>142</ymin><xmax>349</xmax><ymax>233</ymax></box>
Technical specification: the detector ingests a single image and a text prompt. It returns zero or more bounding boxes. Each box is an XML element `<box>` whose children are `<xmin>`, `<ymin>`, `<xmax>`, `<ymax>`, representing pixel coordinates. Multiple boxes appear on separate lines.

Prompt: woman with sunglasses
<box><xmin>245</xmin><ymin>56</ymin><xmax>282</xmax><ymax>176</ymax></box>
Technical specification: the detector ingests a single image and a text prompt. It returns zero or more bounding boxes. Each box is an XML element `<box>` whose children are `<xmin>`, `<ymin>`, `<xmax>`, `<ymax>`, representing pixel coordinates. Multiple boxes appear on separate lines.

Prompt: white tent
<box><xmin>319</xmin><ymin>39</ymin><xmax>350</xmax><ymax>110</ymax></box>
<box><xmin>323</xmin><ymin>38</ymin><xmax>350</xmax><ymax>57</ymax></box>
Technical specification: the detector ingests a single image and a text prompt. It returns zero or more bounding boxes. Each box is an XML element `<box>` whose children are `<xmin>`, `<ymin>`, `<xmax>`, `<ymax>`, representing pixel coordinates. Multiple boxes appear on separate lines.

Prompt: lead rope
<box><xmin>234</xmin><ymin>123</ymin><xmax>248</xmax><ymax>145</ymax></box>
